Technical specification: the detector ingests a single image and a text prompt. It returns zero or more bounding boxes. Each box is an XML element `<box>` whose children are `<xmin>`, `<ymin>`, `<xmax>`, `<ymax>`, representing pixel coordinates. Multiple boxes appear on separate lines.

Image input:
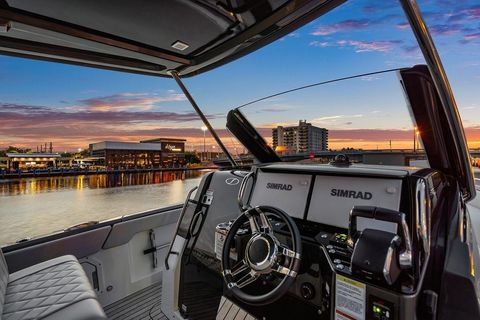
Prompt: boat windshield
<box><xmin>234</xmin><ymin>69</ymin><xmax>429</xmax><ymax>167</ymax></box>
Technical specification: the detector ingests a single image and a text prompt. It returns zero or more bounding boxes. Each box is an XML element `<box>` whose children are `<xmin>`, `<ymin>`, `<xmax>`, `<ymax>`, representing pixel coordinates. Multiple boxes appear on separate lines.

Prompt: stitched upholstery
<box><xmin>1</xmin><ymin>255</ymin><xmax>106</xmax><ymax>320</ymax></box>
<box><xmin>0</xmin><ymin>250</ymin><xmax>8</xmax><ymax>317</ymax></box>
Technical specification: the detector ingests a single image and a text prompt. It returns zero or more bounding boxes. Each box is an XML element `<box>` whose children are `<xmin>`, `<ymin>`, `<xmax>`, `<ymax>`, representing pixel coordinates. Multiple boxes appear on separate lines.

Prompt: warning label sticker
<box><xmin>335</xmin><ymin>274</ymin><xmax>366</xmax><ymax>320</ymax></box>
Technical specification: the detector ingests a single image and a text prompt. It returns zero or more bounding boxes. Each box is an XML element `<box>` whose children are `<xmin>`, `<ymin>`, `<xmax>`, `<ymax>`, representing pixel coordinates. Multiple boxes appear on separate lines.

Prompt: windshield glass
<box><xmin>234</xmin><ymin>69</ymin><xmax>427</xmax><ymax>166</ymax></box>
<box><xmin>180</xmin><ymin>0</ymin><xmax>479</xmax><ymax>167</ymax></box>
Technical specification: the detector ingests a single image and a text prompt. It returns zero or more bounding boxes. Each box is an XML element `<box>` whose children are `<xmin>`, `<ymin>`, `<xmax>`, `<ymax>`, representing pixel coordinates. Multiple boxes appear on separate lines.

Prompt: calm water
<box><xmin>0</xmin><ymin>169</ymin><xmax>478</xmax><ymax>246</ymax></box>
<box><xmin>0</xmin><ymin>170</ymin><xmax>210</xmax><ymax>245</ymax></box>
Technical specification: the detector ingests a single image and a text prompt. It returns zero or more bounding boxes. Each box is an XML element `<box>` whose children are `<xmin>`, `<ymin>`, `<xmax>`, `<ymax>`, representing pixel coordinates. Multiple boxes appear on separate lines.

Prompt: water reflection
<box><xmin>0</xmin><ymin>170</ymin><xmax>210</xmax><ymax>245</ymax></box>
<box><xmin>0</xmin><ymin>170</ymin><xmax>206</xmax><ymax>196</ymax></box>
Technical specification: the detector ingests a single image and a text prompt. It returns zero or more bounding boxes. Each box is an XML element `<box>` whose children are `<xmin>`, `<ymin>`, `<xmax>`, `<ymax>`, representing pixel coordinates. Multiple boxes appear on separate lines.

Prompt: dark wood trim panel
<box><xmin>0</xmin><ymin>36</ymin><xmax>166</xmax><ymax>71</ymax></box>
<box><xmin>0</xmin><ymin>6</ymin><xmax>191</xmax><ymax>65</ymax></box>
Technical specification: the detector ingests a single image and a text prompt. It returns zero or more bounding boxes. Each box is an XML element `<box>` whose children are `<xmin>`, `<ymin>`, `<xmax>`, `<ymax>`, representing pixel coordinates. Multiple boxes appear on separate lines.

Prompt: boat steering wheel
<box><xmin>221</xmin><ymin>206</ymin><xmax>302</xmax><ymax>305</ymax></box>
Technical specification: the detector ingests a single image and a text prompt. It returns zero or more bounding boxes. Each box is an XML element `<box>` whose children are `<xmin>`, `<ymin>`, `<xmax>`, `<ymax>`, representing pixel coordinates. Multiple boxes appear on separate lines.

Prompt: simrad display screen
<box><xmin>249</xmin><ymin>171</ymin><xmax>312</xmax><ymax>219</ymax></box>
<box><xmin>308</xmin><ymin>175</ymin><xmax>402</xmax><ymax>231</ymax></box>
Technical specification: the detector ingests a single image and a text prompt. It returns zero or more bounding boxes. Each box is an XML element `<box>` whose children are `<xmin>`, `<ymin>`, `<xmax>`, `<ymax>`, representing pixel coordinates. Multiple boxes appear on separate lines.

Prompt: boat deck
<box><xmin>104</xmin><ymin>281</ymin><xmax>221</xmax><ymax>320</ymax></box>
<box><xmin>104</xmin><ymin>282</ymin><xmax>166</xmax><ymax>320</ymax></box>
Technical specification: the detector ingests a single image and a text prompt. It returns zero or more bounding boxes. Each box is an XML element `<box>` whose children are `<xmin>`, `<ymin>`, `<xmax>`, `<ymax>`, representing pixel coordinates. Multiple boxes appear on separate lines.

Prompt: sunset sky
<box><xmin>0</xmin><ymin>0</ymin><xmax>479</xmax><ymax>153</ymax></box>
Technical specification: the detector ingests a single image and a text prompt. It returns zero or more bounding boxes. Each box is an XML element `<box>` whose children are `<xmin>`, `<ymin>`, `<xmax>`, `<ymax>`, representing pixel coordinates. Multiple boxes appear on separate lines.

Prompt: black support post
<box><xmin>169</xmin><ymin>70</ymin><xmax>238</xmax><ymax>167</ymax></box>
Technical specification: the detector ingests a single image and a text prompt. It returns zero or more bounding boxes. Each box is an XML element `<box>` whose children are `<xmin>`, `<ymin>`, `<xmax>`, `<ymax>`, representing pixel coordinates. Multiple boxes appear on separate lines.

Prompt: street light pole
<box><xmin>202</xmin><ymin>126</ymin><xmax>206</xmax><ymax>161</ymax></box>
<box><xmin>413</xmin><ymin>127</ymin><xmax>417</xmax><ymax>153</ymax></box>
<box><xmin>416</xmin><ymin>129</ymin><xmax>420</xmax><ymax>151</ymax></box>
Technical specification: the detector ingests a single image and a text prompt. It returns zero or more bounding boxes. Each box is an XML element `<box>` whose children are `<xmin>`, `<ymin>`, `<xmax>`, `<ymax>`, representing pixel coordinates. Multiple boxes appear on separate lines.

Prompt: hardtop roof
<box><xmin>0</xmin><ymin>0</ymin><xmax>344</xmax><ymax>77</ymax></box>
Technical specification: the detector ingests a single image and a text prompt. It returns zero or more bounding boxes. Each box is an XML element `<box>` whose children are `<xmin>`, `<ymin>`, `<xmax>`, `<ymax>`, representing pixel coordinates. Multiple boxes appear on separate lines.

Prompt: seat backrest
<box><xmin>0</xmin><ymin>249</ymin><xmax>9</xmax><ymax>316</ymax></box>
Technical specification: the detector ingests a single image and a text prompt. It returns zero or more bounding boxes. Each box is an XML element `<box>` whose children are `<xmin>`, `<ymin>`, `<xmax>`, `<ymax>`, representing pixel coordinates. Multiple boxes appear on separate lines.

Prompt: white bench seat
<box><xmin>1</xmin><ymin>253</ymin><xmax>105</xmax><ymax>320</ymax></box>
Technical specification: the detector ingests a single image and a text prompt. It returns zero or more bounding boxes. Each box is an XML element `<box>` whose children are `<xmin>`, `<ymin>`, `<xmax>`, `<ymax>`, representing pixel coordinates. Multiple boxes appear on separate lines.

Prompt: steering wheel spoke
<box><xmin>273</xmin><ymin>245</ymin><xmax>300</xmax><ymax>277</ymax></box>
<box><xmin>274</xmin><ymin>265</ymin><xmax>297</xmax><ymax>277</ymax></box>
<box><xmin>245</xmin><ymin>207</ymin><xmax>273</xmax><ymax>234</ymax></box>
<box><xmin>245</xmin><ymin>211</ymin><xmax>260</xmax><ymax>233</ymax></box>
<box><xmin>256</xmin><ymin>207</ymin><xmax>273</xmax><ymax>234</ymax></box>
<box><xmin>225</xmin><ymin>259</ymin><xmax>259</xmax><ymax>289</ymax></box>
<box><xmin>231</xmin><ymin>259</ymin><xmax>250</xmax><ymax>276</ymax></box>
<box><xmin>280</xmin><ymin>245</ymin><xmax>301</xmax><ymax>260</ymax></box>
<box><xmin>235</xmin><ymin>269</ymin><xmax>259</xmax><ymax>288</ymax></box>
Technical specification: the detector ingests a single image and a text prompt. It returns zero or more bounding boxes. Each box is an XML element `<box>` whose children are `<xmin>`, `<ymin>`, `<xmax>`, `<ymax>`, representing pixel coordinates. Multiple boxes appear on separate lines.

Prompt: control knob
<box><xmin>300</xmin><ymin>282</ymin><xmax>315</xmax><ymax>300</ymax></box>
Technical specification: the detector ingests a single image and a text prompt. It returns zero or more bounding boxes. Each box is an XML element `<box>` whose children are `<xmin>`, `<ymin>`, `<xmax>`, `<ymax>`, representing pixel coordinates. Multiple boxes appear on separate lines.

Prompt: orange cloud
<box><xmin>2</xmin><ymin>100</ymin><xmax>480</xmax><ymax>152</ymax></box>
<box><xmin>79</xmin><ymin>92</ymin><xmax>187</xmax><ymax>112</ymax></box>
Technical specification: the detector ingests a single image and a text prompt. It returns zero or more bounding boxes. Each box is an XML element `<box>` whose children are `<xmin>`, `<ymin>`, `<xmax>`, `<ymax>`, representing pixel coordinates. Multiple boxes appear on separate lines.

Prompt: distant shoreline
<box><xmin>0</xmin><ymin>166</ymin><xmax>218</xmax><ymax>180</ymax></box>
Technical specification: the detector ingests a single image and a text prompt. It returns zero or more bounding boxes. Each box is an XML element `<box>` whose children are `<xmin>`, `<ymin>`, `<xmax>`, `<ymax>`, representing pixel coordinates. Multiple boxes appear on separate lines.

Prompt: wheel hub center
<box><xmin>248</xmin><ymin>238</ymin><xmax>270</xmax><ymax>264</ymax></box>
<box><xmin>246</xmin><ymin>235</ymin><xmax>277</xmax><ymax>271</ymax></box>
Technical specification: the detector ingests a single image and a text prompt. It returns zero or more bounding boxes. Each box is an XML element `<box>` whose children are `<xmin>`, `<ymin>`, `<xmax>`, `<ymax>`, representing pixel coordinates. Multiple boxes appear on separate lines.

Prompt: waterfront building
<box><xmin>272</xmin><ymin>120</ymin><xmax>328</xmax><ymax>154</ymax></box>
<box><xmin>89</xmin><ymin>138</ymin><xmax>186</xmax><ymax>168</ymax></box>
<box><xmin>2</xmin><ymin>153</ymin><xmax>61</xmax><ymax>170</ymax></box>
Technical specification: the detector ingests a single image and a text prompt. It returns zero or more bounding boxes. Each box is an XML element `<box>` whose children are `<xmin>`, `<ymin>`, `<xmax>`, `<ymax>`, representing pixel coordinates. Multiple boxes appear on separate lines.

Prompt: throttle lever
<box><xmin>348</xmin><ymin>206</ymin><xmax>412</xmax><ymax>269</ymax></box>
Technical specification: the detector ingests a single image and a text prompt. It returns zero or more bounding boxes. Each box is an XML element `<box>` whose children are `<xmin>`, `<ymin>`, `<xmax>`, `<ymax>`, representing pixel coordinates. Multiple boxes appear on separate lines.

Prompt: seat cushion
<box><xmin>2</xmin><ymin>255</ymin><xmax>105</xmax><ymax>320</ymax></box>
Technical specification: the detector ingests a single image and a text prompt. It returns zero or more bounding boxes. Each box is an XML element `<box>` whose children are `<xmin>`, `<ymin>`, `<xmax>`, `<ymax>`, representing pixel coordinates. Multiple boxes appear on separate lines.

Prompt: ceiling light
<box><xmin>171</xmin><ymin>41</ymin><xmax>189</xmax><ymax>51</ymax></box>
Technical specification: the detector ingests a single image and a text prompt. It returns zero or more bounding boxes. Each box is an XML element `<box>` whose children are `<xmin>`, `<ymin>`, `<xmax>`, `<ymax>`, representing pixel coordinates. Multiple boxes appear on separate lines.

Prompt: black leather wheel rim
<box><xmin>221</xmin><ymin>205</ymin><xmax>302</xmax><ymax>305</ymax></box>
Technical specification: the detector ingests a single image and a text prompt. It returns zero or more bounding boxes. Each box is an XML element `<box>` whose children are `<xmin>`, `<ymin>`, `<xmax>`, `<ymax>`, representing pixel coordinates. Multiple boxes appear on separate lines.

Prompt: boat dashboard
<box><xmin>177</xmin><ymin>162</ymin><xmax>449</xmax><ymax>320</ymax></box>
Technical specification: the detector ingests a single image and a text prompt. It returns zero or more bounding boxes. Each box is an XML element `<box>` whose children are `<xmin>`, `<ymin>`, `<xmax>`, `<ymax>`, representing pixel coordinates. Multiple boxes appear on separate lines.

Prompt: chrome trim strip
<box><xmin>416</xmin><ymin>179</ymin><xmax>430</xmax><ymax>255</ymax></box>
<box><xmin>399</xmin><ymin>219</ymin><xmax>413</xmax><ymax>268</ymax></box>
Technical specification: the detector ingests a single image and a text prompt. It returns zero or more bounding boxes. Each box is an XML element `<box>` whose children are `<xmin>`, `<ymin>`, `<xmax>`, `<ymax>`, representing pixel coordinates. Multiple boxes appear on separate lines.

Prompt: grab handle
<box><xmin>165</xmin><ymin>186</ymin><xmax>198</xmax><ymax>270</ymax></box>
<box><xmin>237</xmin><ymin>171</ymin><xmax>254</xmax><ymax>211</ymax></box>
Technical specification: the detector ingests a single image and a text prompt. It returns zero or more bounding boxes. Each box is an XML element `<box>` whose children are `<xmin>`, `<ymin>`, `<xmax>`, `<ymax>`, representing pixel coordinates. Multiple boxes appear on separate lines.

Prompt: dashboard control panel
<box><xmin>224</xmin><ymin>163</ymin><xmax>445</xmax><ymax>320</ymax></box>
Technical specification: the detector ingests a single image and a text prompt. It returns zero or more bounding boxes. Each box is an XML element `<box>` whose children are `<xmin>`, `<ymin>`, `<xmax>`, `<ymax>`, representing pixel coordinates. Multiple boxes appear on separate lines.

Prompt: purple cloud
<box><xmin>396</xmin><ymin>22</ymin><xmax>410</xmax><ymax>30</ymax></box>
<box><xmin>79</xmin><ymin>92</ymin><xmax>186</xmax><ymax>112</ymax></box>
<box><xmin>429</xmin><ymin>24</ymin><xmax>464</xmax><ymax>36</ymax></box>
<box><xmin>337</xmin><ymin>40</ymin><xmax>403</xmax><ymax>53</ymax></box>
<box><xmin>0</xmin><ymin>99</ymin><xmax>223</xmax><ymax>149</ymax></box>
<box><xmin>402</xmin><ymin>45</ymin><xmax>420</xmax><ymax>54</ymax></box>
<box><xmin>0</xmin><ymin>101</ymin><xmax>218</xmax><ymax>127</ymax></box>
<box><xmin>464</xmin><ymin>5</ymin><xmax>480</xmax><ymax>19</ymax></box>
<box><xmin>462</xmin><ymin>32</ymin><xmax>480</xmax><ymax>43</ymax></box>
<box><xmin>423</xmin><ymin>5</ymin><xmax>480</xmax><ymax>24</ymax></box>
<box><xmin>0</xmin><ymin>103</ymin><xmax>50</xmax><ymax>112</ymax></box>
<box><xmin>310</xmin><ymin>39</ymin><xmax>404</xmax><ymax>53</ymax></box>
<box><xmin>309</xmin><ymin>41</ymin><xmax>333</xmax><ymax>48</ymax></box>
<box><xmin>311</xmin><ymin>19</ymin><xmax>370</xmax><ymax>36</ymax></box>
<box><xmin>362</xmin><ymin>3</ymin><xmax>397</xmax><ymax>14</ymax></box>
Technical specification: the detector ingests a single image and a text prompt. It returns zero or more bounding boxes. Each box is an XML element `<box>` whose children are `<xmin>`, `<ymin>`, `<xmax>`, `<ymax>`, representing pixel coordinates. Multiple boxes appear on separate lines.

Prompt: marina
<box><xmin>0</xmin><ymin>170</ymin><xmax>210</xmax><ymax>245</ymax></box>
<box><xmin>0</xmin><ymin>0</ymin><xmax>479</xmax><ymax>319</ymax></box>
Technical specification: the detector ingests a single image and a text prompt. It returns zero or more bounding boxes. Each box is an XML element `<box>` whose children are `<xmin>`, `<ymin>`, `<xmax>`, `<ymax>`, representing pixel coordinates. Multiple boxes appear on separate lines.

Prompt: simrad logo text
<box><xmin>266</xmin><ymin>183</ymin><xmax>293</xmax><ymax>191</ymax></box>
<box><xmin>330</xmin><ymin>189</ymin><xmax>372</xmax><ymax>200</ymax></box>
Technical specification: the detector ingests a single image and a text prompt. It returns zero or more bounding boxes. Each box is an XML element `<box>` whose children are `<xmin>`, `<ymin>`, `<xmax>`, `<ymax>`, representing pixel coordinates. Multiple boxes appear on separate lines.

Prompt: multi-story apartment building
<box><xmin>272</xmin><ymin>120</ymin><xmax>328</xmax><ymax>154</ymax></box>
